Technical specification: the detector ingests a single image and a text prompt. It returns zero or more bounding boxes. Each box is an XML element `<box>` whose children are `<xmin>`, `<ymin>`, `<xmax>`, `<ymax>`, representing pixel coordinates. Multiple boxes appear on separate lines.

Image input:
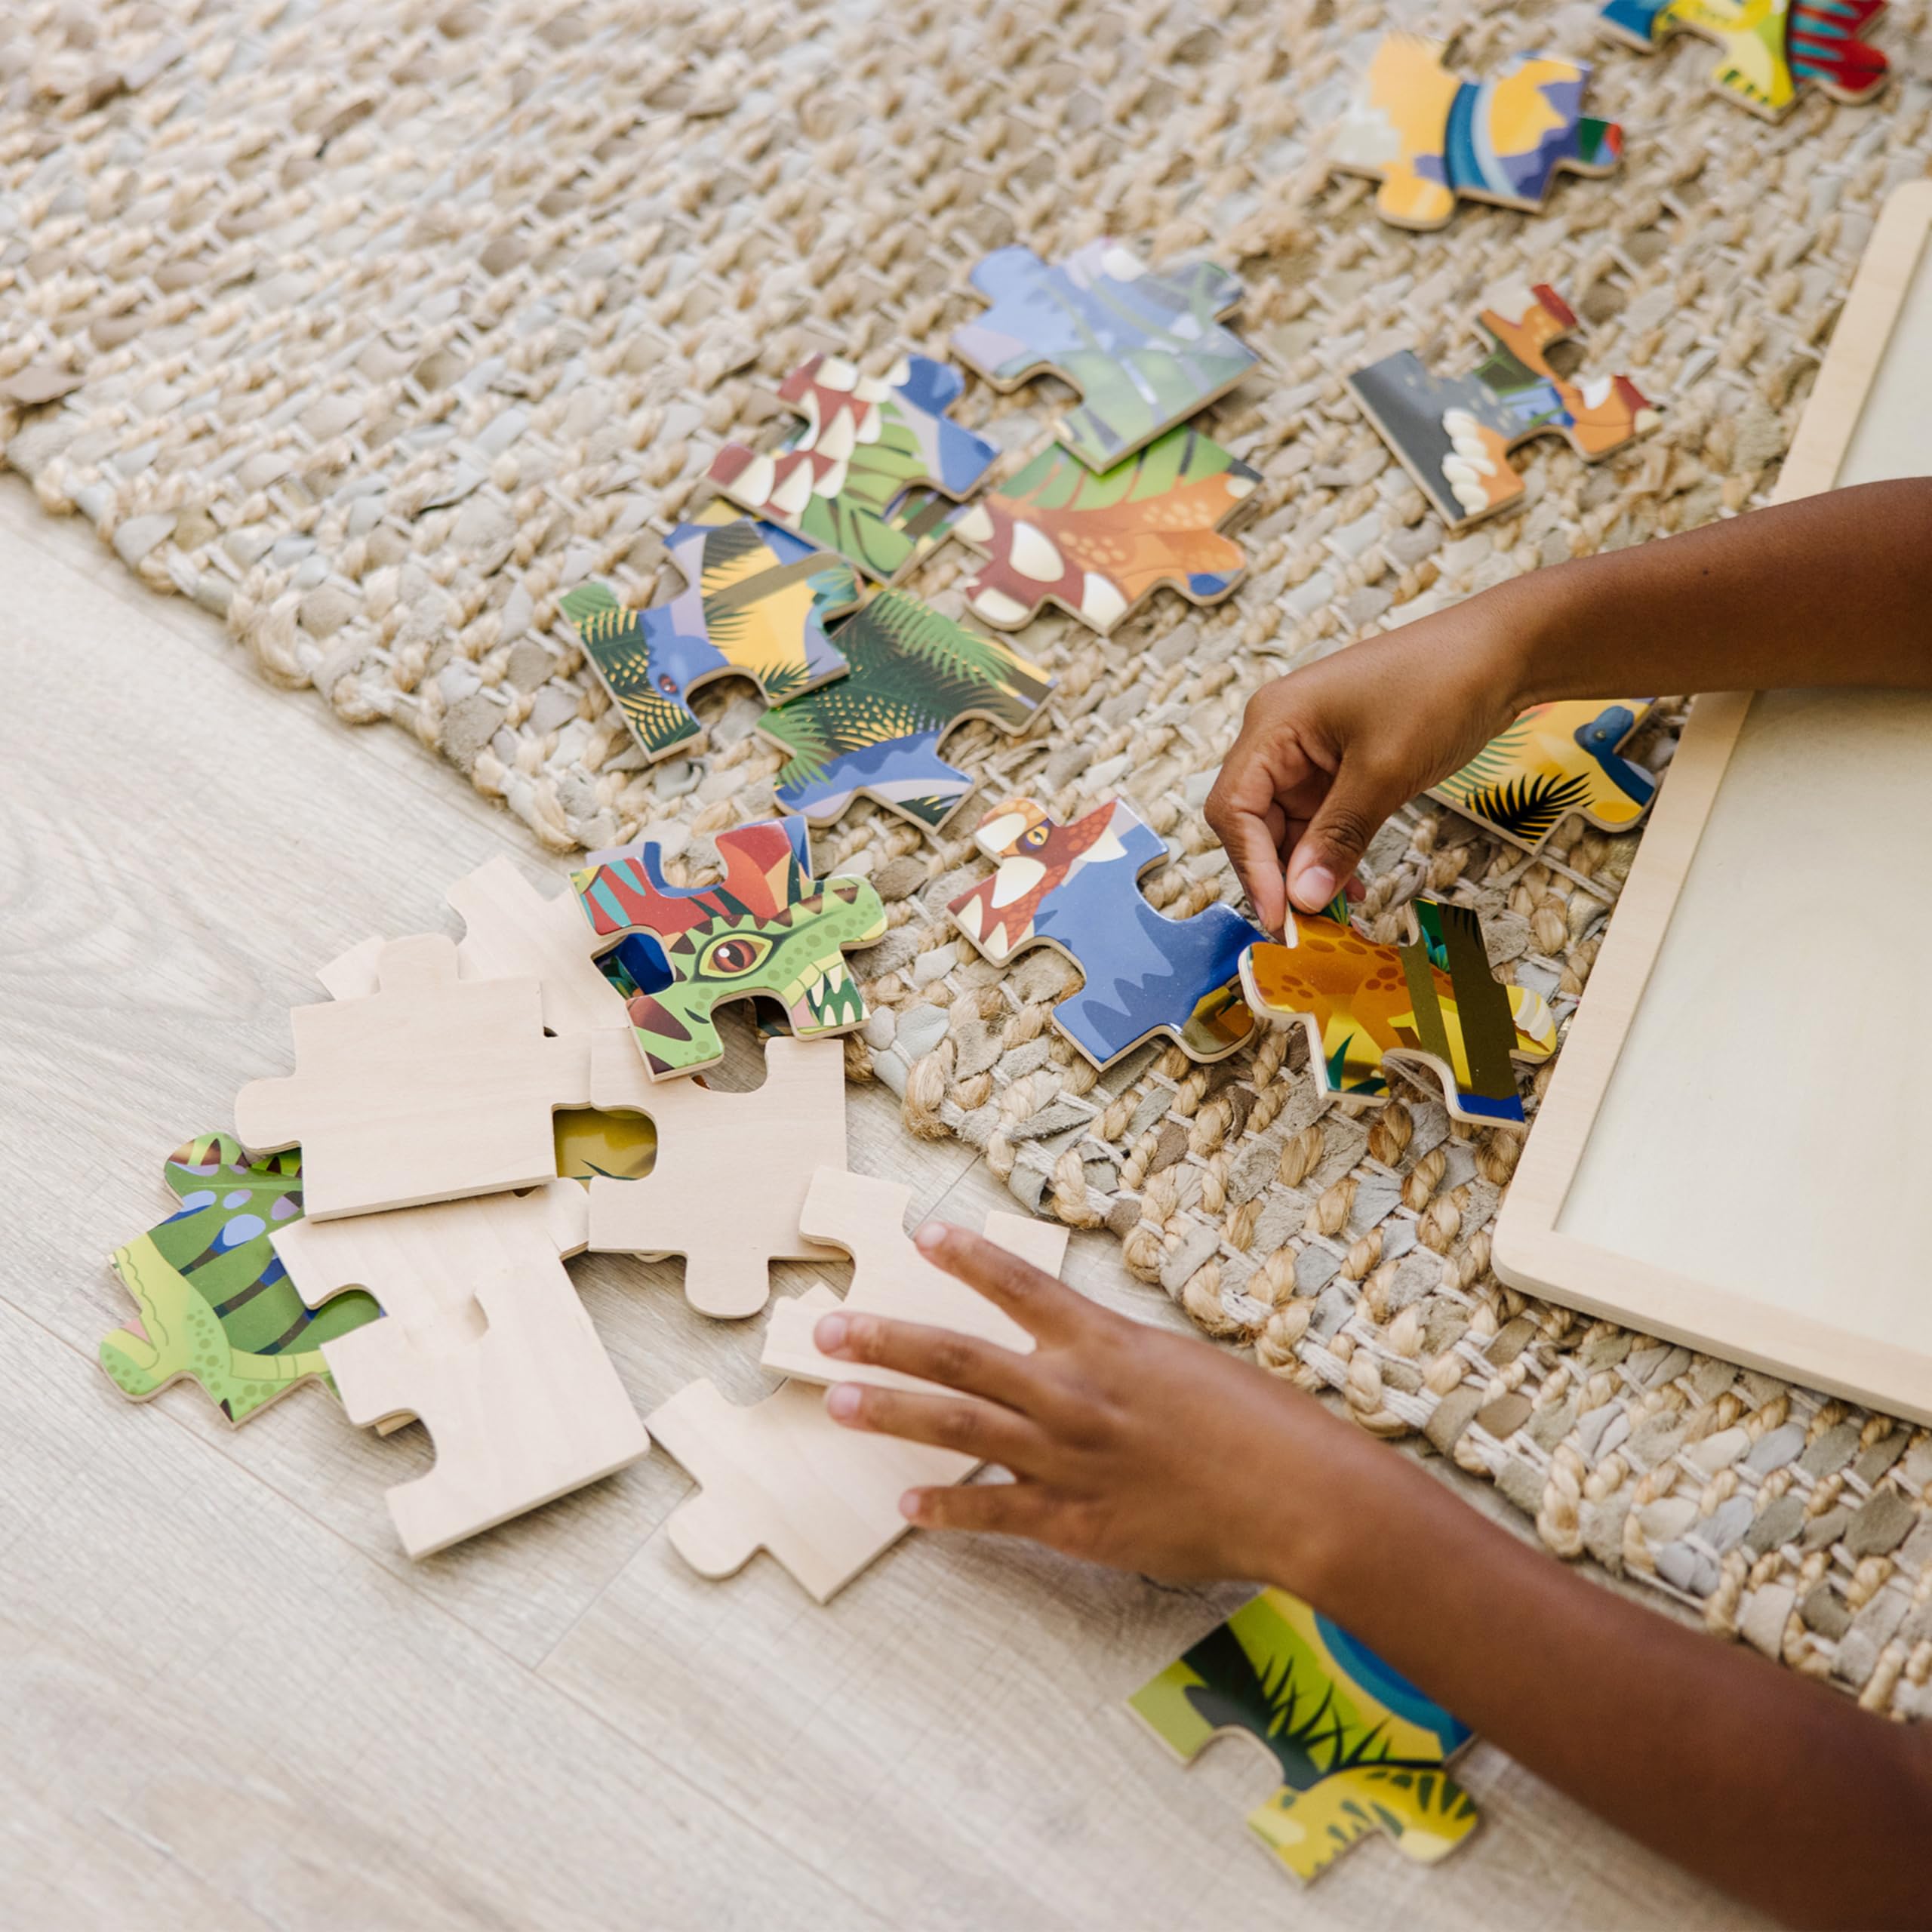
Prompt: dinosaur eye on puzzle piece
<box><xmin>696</xmin><ymin>933</ymin><xmax>773</xmax><ymax>980</ymax></box>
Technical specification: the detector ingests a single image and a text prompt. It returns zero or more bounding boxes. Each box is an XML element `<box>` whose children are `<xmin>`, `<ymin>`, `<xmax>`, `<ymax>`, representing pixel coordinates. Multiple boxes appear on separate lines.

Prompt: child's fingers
<box><xmin>824</xmin><ymin>1380</ymin><xmax>1051</xmax><ymax>1475</ymax></box>
<box><xmin>909</xmin><ymin>1223</ymin><xmax>1091</xmax><ymax>1343</ymax></box>
<box><xmin>811</xmin><ymin>1309</ymin><xmax>1038</xmax><ymax>1409</ymax></box>
<box><xmin>898</xmin><ymin>1478</ymin><xmax>1066</xmax><ymax>1538</ymax></box>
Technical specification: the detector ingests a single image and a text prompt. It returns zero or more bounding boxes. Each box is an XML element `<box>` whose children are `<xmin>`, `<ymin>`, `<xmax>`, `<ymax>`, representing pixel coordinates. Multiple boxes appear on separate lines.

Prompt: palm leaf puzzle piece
<box><xmin>1329</xmin><ymin>35</ymin><xmax>1623</xmax><ymax>232</ymax></box>
<box><xmin>1598</xmin><ymin>0</ymin><xmax>1887</xmax><ymax>118</ymax></box>
<box><xmin>234</xmin><ymin>934</ymin><xmax>593</xmax><ymax>1220</ymax></box>
<box><xmin>561</xmin><ymin>508</ymin><xmax>862</xmax><ymax>763</ymax></box>
<box><xmin>1129</xmin><ymin>1587</ymin><xmax>1479</xmax><ymax>1884</ymax></box>
<box><xmin>1349</xmin><ymin>285</ymin><xmax>1660</xmax><ymax>530</ymax></box>
<box><xmin>946</xmin><ymin>796</ymin><xmax>1266</xmax><ymax>1071</ymax></box>
<box><xmin>950</xmin><ymin>240</ymin><xmax>1260</xmax><ymax>472</ymax></box>
<box><xmin>761</xmin><ymin>1168</ymin><xmax>1069</xmax><ymax>1390</ymax></box>
<box><xmin>756</xmin><ymin>589</ymin><xmax>1054</xmax><ymax>834</ymax></box>
<box><xmin>1238</xmin><ymin>899</ymin><xmax>1556</xmax><ymax>1125</ymax></box>
<box><xmin>272</xmin><ymin>1180</ymin><xmax>647</xmax><ymax>1559</ymax></box>
<box><xmin>706</xmin><ymin>353</ymin><xmax>997</xmax><ymax>583</ymax></box>
<box><xmin>99</xmin><ymin>1132</ymin><xmax>380</xmax><ymax>1426</ymax></box>
<box><xmin>582</xmin><ymin>1029</ymin><xmax>846</xmax><ymax>1319</ymax></box>
<box><xmin>571</xmin><ymin>817</ymin><xmax>886</xmax><ymax>1079</ymax></box>
<box><xmin>1430</xmin><ymin>699</ymin><xmax>1659</xmax><ymax>852</ymax></box>
<box><xmin>951</xmin><ymin>426</ymin><xmax>1260</xmax><ymax>635</ymax></box>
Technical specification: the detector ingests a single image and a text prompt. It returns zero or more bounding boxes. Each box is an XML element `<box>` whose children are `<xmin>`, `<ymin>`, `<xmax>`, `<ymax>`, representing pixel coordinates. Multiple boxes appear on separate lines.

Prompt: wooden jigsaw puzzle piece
<box><xmin>583</xmin><ymin>1029</ymin><xmax>845</xmax><ymax>1318</ymax></box>
<box><xmin>561</xmin><ymin>509</ymin><xmax>862</xmax><ymax>761</ymax></box>
<box><xmin>761</xmin><ymin>1169</ymin><xmax>1068</xmax><ymax>1390</ymax></box>
<box><xmin>235</xmin><ymin>934</ymin><xmax>593</xmax><ymax>1220</ymax></box>
<box><xmin>1349</xmin><ymin>285</ymin><xmax>1659</xmax><ymax>529</ymax></box>
<box><xmin>1238</xmin><ymin>900</ymin><xmax>1555</xmax><ymax>1124</ymax></box>
<box><xmin>1598</xmin><ymin>0</ymin><xmax>1887</xmax><ymax>117</ymax></box>
<box><xmin>947</xmin><ymin>798</ymin><xmax>1264</xmax><ymax>1069</ymax></box>
<box><xmin>756</xmin><ymin>589</ymin><xmax>1054</xmax><ymax>833</ymax></box>
<box><xmin>1128</xmin><ymin>1586</ymin><xmax>1478</xmax><ymax>1884</ymax></box>
<box><xmin>952</xmin><ymin>241</ymin><xmax>1257</xmax><ymax>471</ymax></box>
<box><xmin>571</xmin><ymin>819</ymin><xmax>886</xmax><ymax>1078</ymax></box>
<box><xmin>650</xmin><ymin>1288</ymin><xmax>976</xmax><ymax>1601</ymax></box>
<box><xmin>97</xmin><ymin>1131</ymin><xmax>379</xmax><ymax>1426</ymax></box>
<box><xmin>707</xmin><ymin>354</ymin><xmax>996</xmax><ymax>583</ymax></box>
<box><xmin>952</xmin><ymin>428</ymin><xmax>1259</xmax><ymax>635</ymax></box>
<box><xmin>274</xmin><ymin>1180</ymin><xmax>647</xmax><ymax>1558</ymax></box>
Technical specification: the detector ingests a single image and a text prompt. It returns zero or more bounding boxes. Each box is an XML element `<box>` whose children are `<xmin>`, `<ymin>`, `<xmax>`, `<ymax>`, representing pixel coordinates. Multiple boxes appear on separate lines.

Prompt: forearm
<box><xmin>1500</xmin><ymin>477</ymin><xmax>1932</xmax><ymax>710</ymax></box>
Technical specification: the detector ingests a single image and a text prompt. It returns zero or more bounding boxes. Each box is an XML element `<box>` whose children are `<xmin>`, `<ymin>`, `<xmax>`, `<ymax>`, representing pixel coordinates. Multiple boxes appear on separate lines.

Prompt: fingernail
<box><xmin>1297</xmin><ymin>863</ymin><xmax>1337</xmax><ymax>907</ymax></box>
<box><xmin>814</xmin><ymin>1312</ymin><xmax>849</xmax><ymax>1353</ymax></box>
<box><xmin>912</xmin><ymin>1222</ymin><xmax>945</xmax><ymax>1254</ymax></box>
<box><xmin>898</xmin><ymin>1490</ymin><xmax>923</xmax><ymax>1521</ymax></box>
<box><xmin>826</xmin><ymin>1384</ymin><xmax>861</xmax><ymax>1420</ymax></box>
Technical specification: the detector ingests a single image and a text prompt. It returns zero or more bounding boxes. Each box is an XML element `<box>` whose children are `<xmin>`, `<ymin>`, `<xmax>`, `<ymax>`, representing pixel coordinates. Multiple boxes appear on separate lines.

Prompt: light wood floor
<box><xmin>0</xmin><ymin>474</ymin><xmax>1764</xmax><ymax>1930</ymax></box>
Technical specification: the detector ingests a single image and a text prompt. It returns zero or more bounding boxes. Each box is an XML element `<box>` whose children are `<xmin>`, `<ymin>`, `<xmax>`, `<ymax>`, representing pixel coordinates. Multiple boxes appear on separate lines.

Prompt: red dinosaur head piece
<box><xmin>947</xmin><ymin>798</ymin><xmax>1129</xmax><ymax>962</ymax></box>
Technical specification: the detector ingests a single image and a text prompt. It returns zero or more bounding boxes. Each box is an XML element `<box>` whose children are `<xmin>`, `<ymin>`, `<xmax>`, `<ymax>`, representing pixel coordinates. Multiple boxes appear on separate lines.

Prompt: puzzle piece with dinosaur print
<box><xmin>1329</xmin><ymin>35</ymin><xmax>1623</xmax><ymax>231</ymax></box>
<box><xmin>1238</xmin><ymin>900</ymin><xmax>1556</xmax><ymax>1124</ymax></box>
<box><xmin>1598</xmin><ymin>0</ymin><xmax>1887</xmax><ymax>118</ymax></box>
<box><xmin>947</xmin><ymin>798</ymin><xmax>1266</xmax><ymax>1069</ymax></box>
<box><xmin>707</xmin><ymin>354</ymin><xmax>996</xmax><ymax>582</ymax></box>
<box><xmin>758</xmin><ymin>589</ymin><xmax>1054</xmax><ymax>833</ymax></box>
<box><xmin>952</xmin><ymin>426</ymin><xmax>1260</xmax><ymax>634</ymax></box>
<box><xmin>1130</xmin><ymin>1586</ymin><xmax>1479</xmax><ymax>1884</ymax></box>
<box><xmin>573</xmin><ymin>817</ymin><xmax>886</xmax><ymax>1078</ymax></box>
<box><xmin>951</xmin><ymin>241</ymin><xmax>1258</xmax><ymax>471</ymax></box>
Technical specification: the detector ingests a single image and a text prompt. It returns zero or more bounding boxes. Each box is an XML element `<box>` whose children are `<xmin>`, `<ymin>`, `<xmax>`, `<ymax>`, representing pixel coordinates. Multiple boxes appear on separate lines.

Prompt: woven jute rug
<box><xmin>8</xmin><ymin>0</ymin><xmax>1932</xmax><ymax>1714</ymax></box>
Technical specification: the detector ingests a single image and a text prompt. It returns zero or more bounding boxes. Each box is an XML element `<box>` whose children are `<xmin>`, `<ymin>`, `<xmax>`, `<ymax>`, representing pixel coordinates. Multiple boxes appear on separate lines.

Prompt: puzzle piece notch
<box><xmin>1598</xmin><ymin>0</ymin><xmax>1887</xmax><ymax>118</ymax></box>
<box><xmin>97</xmin><ymin>1132</ymin><xmax>380</xmax><ymax>1426</ymax></box>
<box><xmin>275</xmin><ymin>1180</ymin><xmax>647</xmax><ymax>1558</ymax></box>
<box><xmin>951</xmin><ymin>241</ymin><xmax>1259</xmax><ymax>471</ymax></box>
<box><xmin>1349</xmin><ymin>285</ymin><xmax>1660</xmax><ymax>529</ymax></box>
<box><xmin>946</xmin><ymin>797</ymin><xmax>1265</xmax><ymax>1070</ymax></box>
<box><xmin>572</xmin><ymin>818</ymin><xmax>886</xmax><ymax>1078</ymax></box>
<box><xmin>562</xmin><ymin>509</ymin><xmax>862</xmax><ymax>762</ymax></box>
<box><xmin>1330</xmin><ymin>35</ymin><xmax>1623</xmax><ymax>231</ymax></box>
<box><xmin>707</xmin><ymin>353</ymin><xmax>997</xmax><ymax>583</ymax></box>
<box><xmin>1238</xmin><ymin>899</ymin><xmax>1556</xmax><ymax>1125</ymax></box>
<box><xmin>761</xmin><ymin>1168</ymin><xmax>1069</xmax><ymax>1390</ymax></box>
<box><xmin>952</xmin><ymin>426</ymin><xmax>1260</xmax><ymax>635</ymax></box>
<box><xmin>1128</xmin><ymin>1586</ymin><xmax>1478</xmax><ymax>1884</ymax></box>
<box><xmin>235</xmin><ymin>934</ymin><xmax>593</xmax><ymax>1220</ymax></box>
<box><xmin>584</xmin><ymin>1028</ymin><xmax>846</xmax><ymax>1318</ymax></box>
<box><xmin>757</xmin><ymin>588</ymin><xmax>1054</xmax><ymax>833</ymax></box>
<box><xmin>1430</xmin><ymin>698</ymin><xmax>1659</xmax><ymax>851</ymax></box>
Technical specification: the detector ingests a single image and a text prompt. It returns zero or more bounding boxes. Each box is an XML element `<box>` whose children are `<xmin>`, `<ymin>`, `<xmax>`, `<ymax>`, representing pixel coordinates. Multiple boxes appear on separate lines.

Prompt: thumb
<box><xmin>1287</xmin><ymin>761</ymin><xmax>1398</xmax><ymax>913</ymax></box>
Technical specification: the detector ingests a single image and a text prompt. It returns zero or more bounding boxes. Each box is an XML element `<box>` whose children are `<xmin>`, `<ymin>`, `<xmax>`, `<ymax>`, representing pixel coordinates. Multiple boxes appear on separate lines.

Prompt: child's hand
<box><xmin>811</xmin><ymin>1220</ymin><xmax>1375</xmax><ymax>1587</ymax></box>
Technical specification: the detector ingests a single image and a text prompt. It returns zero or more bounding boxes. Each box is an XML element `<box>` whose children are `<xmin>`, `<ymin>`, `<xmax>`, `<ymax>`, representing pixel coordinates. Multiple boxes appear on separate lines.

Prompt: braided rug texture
<box><xmin>6</xmin><ymin>0</ymin><xmax>1932</xmax><ymax>1712</ymax></box>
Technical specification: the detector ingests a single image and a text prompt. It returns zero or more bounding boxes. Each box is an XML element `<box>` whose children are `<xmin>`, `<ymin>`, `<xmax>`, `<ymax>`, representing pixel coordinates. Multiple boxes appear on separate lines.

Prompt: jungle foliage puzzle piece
<box><xmin>757</xmin><ymin>589</ymin><xmax>1054</xmax><ymax>833</ymax></box>
<box><xmin>1239</xmin><ymin>900</ymin><xmax>1557</xmax><ymax>1124</ymax></box>
<box><xmin>1599</xmin><ymin>0</ymin><xmax>1887</xmax><ymax>118</ymax></box>
<box><xmin>761</xmin><ymin>1169</ymin><xmax>1069</xmax><ymax>1390</ymax></box>
<box><xmin>572</xmin><ymin>818</ymin><xmax>886</xmax><ymax>1078</ymax></box>
<box><xmin>235</xmin><ymin>934</ymin><xmax>592</xmax><ymax>1219</ymax></box>
<box><xmin>562</xmin><ymin>509</ymin><xmax>862</xmax><ymax>761</ymax></box>
<box><xmin>952</xmin><ymin>241</ymin><xmax>1258</xmax><ymax>472</ymax></box>
<box><xmin>707</xmin><ymin>354</ymin><xmax>996</xmax><ymax>582</ymax></box>
<box><xmin>1349</xmin><ymin>286</ymin><xmax>1660</xmax><ymax>528</ymax></box>
<box><xmin>1129</xmin><ymin>1587</ymin><xmax>1479</xmax><ymax>1884</ymax></box>
<box><xmin>99</xmin><ymin>1133</ymin><xmax>379</xmax><ymax>1426</ymax></box>
<box><xmin>583</xmin><ymin>1029</ymin><xmax>846</xmax><ymax>1318</ymax></box>
<box><xmin>1330</xmin><ymin>35</ymin><xmax>1623</xmax><ymax>230</ymax></box>
<box><xmin>274</xmin><ymin>1180</ymin><xmax>647</xmax><ymax>1558</ymax></box>
<box><xmin>947</xmin><ymin>798</ymin><xmax>1265</xmax><ymax>1069</ymax></box>
<box><xmin>1430</xmin><ymin>699</ymin><xmax>1659</xmax><ymax>851</ymax></box>
<box><xmin>952</xmin><ymin>426</ymin><xmax>1260</xmax><ymax>635</ymax></box>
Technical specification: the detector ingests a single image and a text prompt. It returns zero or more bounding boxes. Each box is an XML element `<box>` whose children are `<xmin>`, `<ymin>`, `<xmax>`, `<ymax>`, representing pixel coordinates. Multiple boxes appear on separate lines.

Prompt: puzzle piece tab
<box><xmin>98</xmin><ymin>1132</ymin><xmax>379</xmax><ymax>1426</ymax></box>
<box><xmin>1349</xmin><ymin>285</ymin><xmax>1659</xmax><ymax>528</ymax></box>
<box><xmin>707</xmin><ymin>354</ymin><xmax>996</xmax><ymax>583</ymax></box>
<box><xmin>952</xmin><ymin>242</ymin><xmax>1258</xmax><ymax>471</ymax></box>
<box><xmin>1431</xmin><ymin>699</ymin><xmax>1659</xmax><ymax>852</ymax></box>
<box><xmin>757</xmin><ymin>589</ymin><xmax>1054</xmax><ymax>833</ymax></box>
<box><xmin>1238</xmin><ymin>900</ymin><xmax>1556</xmax><ymax>1124</ymax></box>
<box><xmin>952</xmin><ymin>427</ymin><xmax>1259</xmax><ymax>635</ymax></box>
<box><xmin>1129</xmin><ymin>1587</ymin><xmax>1479</xmax><ymax>1884</ymax></box>
<box><xmin>1599</xmin><ymin>0</ymin><xmax>1887</xmax><ymax>118</ymax></box>
<box><xmin>761</xmin><ymin>1169</ymin><xmax>1069</xmax><ymax>1391</ymax></box>
<box><xmin>562</xmin><ymin>509</ymin><xmax>861</xmax><ymax>762</ymax></box>
<box><xmin>947</xmin><ymin>798</ymin><xmax>1265</xmax><ymax>1069</ymax></box>
<box><xmin>572</xmin><ymin>819</ymin><xmax>886</xmax><ymax>1078</ymax></box>
<box><xmin>1330</xmin><ymin>35</ymin><xmax>1622</xmax><ymax>230</ymax></box>
<box><xmin>274</xmin><ymin>1180</ymin><xmax>647</xmax><ymax>1558</ymax></box>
